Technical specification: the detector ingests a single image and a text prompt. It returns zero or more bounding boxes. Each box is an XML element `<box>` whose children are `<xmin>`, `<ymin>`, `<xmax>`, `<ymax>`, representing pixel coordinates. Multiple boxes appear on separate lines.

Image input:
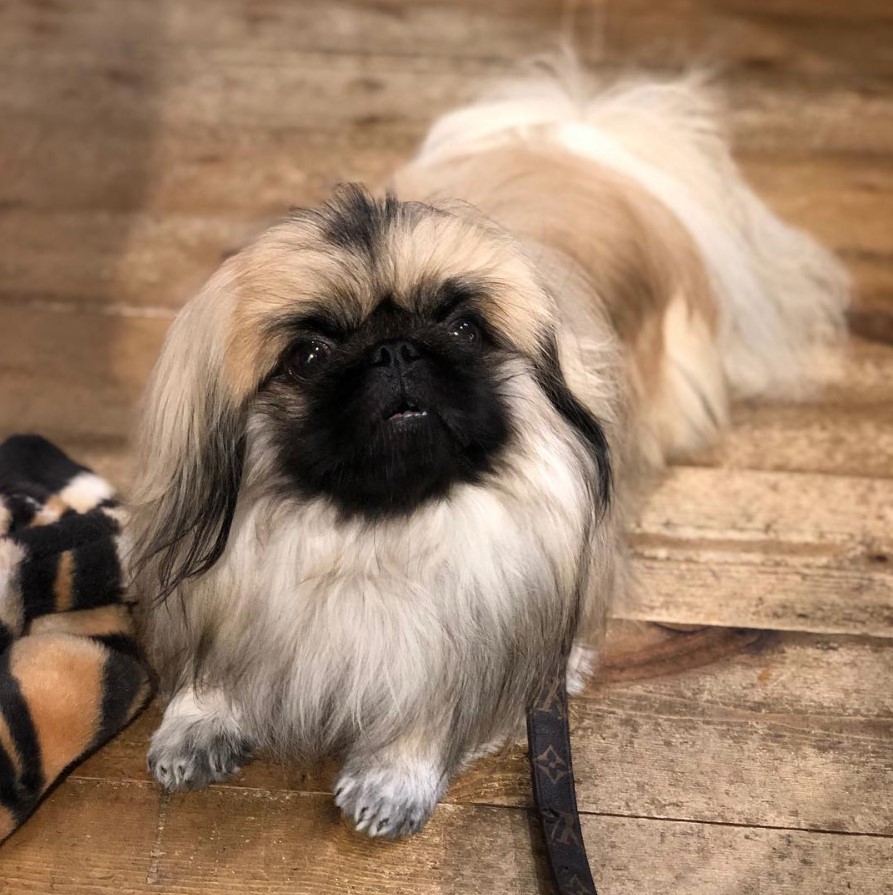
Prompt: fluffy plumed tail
<box><xmin>418</xmin><ymin>64</ymin><xmax>850</xmax><ymax>401</ymax></box>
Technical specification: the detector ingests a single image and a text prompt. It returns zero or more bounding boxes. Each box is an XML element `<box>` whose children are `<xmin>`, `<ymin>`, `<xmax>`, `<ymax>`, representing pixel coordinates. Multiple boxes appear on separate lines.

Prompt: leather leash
<box><xmin>526</xmin><ymin>674</ymin><xmax>599</xmax><ymax>895</ymax></box>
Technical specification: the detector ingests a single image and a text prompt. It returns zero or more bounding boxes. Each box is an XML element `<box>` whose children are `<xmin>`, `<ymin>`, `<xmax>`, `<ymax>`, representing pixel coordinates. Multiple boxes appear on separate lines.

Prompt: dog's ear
<box><xmin>130</xmin><ymin>282</ymin><xmax>248</xmax><ymax>603</ymax></box>
<box><xmin>533</xmin><ymin>337</ymin><xmax>613</xmax><ymax>513</ymax></box>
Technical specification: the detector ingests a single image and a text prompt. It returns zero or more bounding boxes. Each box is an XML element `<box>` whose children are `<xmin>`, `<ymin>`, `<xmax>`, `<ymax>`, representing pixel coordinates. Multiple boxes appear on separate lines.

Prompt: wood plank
<box><xmin>698</xmin><ymin>338</ymin><xmax>893</xmax><ymax>478</ymax></box>
<box><xmin>71</xmin><ymin>625</ymin><xmax>893</xmax><ymax>835</ymax></box>
<box><xmin>716</xmin><ymin>0</ymin><xmax>893</xmax><ymax>16</ymax></box>
<box><xmin>594</xmin><ymin>0</ymin><xmax>893</xmax><ymax>84</ymax></box>
<box><xmin>0</xmin><ymin>212</ymin><xmax>258</xmax><ymax>312</ymax></box>
<box><xmin>0</xmin><ymin>778</ymin><xmax>161</xmax><ymax>893</ymax></box>
<box><xmin>706</xmin><ymin>399</ymin><xmax>893</xmax><ymax>479</ymax></box>
<box><xmin>4</xmin><ymin>0</ymin><xmax>892</xmax><ymax>90</ymax></box>
<box><xmin>849</xmin><ymin>307</ymin><xmax>893</xmax><ymax>345</ymax></box>
<box><xmin>0</xmin><ymin>120</ymin><xmax>411</xmax><ymax>225</ymax></box>
<box><xmin>155</xmin><ymin>788</ymin><xmax>893</xmax><ymax>895</ymax></box>
<box><xmin>839</xmin><ymin>255</ymin><xmax>893</xmax><ymax>316</ymax></box>
<box><xmin>3</xmin><ymin>213</ymin><xmax>888</xmax><ymax>320</ymax></box>
<box><xmin>0</xmin><ymin>781</ymin><xmax>893</xmax><ymax>895</ymax></box>
<box><xmin>3</xmin><ymin>776</ymin><xmax>888</xmax><ymax>895</ymax></box>
<box><xmin>626</xmin><ymin>467</ymin><xmax>893</xmax><ymax>636</ymax></box>
<box><xmin>630</xmin><ymin>555</ymin><xmax>893</xmax><ymax>635</ymax></box>
<box><xmin>0</xmin><ymin>0</ymin><xmax>587</xmax><ymax>63</ymax></box>
<box><xmin>0</xmin><ymin>308</ymin><xmax>165</xmax><ymax>442</ymax></box>
<box><xmin>2</xmin><ymin>45</ymin><xmax>893</xmax><ymax>156</ymax></box>
<box><xmin>1</xmin><ymin>125</ymin><xmax>415</xmax><ymax>215</ymax></box>
<box><xmin>638</xmin><ymin>467</ymin><xmax>893</xmax><ymax>556</ymax></box>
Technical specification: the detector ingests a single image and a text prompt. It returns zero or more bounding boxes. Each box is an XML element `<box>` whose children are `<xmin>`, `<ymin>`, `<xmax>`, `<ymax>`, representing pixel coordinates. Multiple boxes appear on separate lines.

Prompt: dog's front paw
<box><xmin>147</xmin><ymin>727</ymin><xmax>252</xmax><ymax>792</ymax></box>
<box><xmin>147</xmin><ymin>689</ymin><xmax>252</xmax><ymax>792</ymax></box>
<box><xmin>148</xmin><ymin>731</ymin><xmax>251</xmax><ymax>792</ymax></box>
<box><xmin>334</xmin><ymin>761</ymin><xmax>446</xmax><ymax>838</ymax></box>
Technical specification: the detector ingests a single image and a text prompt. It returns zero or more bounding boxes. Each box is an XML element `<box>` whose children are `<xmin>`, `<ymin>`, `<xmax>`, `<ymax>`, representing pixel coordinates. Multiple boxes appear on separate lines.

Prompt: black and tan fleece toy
<box><xmin>0</xmin><ymin>435</ymin><xmax>151</xmax><ymax>841</ymax></box>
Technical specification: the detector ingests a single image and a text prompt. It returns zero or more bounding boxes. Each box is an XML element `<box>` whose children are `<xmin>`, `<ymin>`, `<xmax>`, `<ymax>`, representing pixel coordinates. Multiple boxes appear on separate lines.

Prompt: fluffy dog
<box><xmin>131</xmin><ymin>69</ymin><xmax>847</xmax><ymax>838</ymax></box>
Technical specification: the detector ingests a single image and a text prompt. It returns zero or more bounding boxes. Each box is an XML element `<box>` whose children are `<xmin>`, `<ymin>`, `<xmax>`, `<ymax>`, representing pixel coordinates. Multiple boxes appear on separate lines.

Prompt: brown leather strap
<box><xmin>527</xmin><ymin>675</ymin><xmax>598</xmax><ymax>895</ymax></box>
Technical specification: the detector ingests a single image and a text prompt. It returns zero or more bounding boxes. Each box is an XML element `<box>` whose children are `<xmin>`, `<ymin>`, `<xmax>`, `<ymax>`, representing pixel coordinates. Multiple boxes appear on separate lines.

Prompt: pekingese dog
<box><xmin>131</xmin><ymin>67</ymin><xmax>847</xmax><ymax>838</ymax></box>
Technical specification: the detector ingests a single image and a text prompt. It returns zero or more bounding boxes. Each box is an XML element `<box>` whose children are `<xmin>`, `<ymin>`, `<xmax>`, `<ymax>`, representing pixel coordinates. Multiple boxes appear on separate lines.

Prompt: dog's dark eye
<box><xmin>287</xmin><ymin>338</ymin><xmax>333</xmax><ymax>379</ymax></box>
<box><xmin>448</xmin><ymin>317</ymin><xmax>480</xmax><ymax>344</ymax></box>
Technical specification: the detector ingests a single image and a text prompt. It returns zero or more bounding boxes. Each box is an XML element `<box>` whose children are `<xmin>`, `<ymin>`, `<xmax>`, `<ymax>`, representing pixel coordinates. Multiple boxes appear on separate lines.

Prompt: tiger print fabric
<box><xmin>0</xmin><ymin>435</ymin><xmax>151</xmax><ymax>840</ymax></box>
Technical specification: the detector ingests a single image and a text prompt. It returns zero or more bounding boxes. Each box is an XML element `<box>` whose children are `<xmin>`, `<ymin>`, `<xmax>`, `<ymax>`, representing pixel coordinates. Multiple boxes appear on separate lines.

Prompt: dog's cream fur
<box><xmin>131</xmin><ymin>68</ymin><xmax>848</xmax><ymax>838</ymax></box>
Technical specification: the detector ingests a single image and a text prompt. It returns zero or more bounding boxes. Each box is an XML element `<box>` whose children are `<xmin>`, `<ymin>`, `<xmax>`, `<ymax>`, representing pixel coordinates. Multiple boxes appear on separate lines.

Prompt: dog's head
<box><xmin>132</xmin><ymin>186</ymin><xmax>610</xmax><ymax>599</ymax></box>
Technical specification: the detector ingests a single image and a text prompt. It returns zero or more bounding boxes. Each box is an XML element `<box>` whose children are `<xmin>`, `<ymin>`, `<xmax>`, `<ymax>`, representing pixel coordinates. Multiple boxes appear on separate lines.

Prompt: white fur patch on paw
<box><xmin>333</xmin><ymin>761</ymin><xmax>445</xmax><ymax>839</ymax></box>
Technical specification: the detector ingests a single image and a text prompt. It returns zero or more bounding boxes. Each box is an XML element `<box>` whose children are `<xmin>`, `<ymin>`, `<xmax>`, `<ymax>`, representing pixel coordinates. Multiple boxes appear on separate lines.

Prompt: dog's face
<box><xmin>133</xmin><ymin>186</ymin><xmax>610</xmax><ymax>597</ymax></box>
<box><xmin>260</xmin><ymin>280</ymin><xmax>511</xmax><ymax>516</ymax></box>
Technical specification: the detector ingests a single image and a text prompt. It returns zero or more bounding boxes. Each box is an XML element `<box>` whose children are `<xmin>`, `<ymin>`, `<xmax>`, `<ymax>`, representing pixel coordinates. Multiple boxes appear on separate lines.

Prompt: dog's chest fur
<box><xmin>185</xmin><ymin>425</ymin><xmax>594</xmax><ymax>754</ymax></box>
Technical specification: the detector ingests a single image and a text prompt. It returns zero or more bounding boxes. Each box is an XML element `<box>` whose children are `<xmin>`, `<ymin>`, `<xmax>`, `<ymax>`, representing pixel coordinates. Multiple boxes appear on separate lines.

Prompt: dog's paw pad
<box><xmin>333</xmin><ymin>763</ymin><xmax>444</xmax><ymax>839</ymax></box>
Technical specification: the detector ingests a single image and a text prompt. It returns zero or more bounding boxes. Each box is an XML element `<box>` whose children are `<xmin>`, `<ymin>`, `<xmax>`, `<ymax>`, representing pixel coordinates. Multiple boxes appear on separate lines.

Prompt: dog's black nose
<box><xmin>369</xmin><ymin>340</ymin><xmax>422</xmax><ymax>369</ymax></box>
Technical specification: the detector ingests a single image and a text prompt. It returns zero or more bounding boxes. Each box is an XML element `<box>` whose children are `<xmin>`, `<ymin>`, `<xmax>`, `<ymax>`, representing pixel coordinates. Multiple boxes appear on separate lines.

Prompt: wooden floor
<box><xmin>1</xmin><ymin>0</ymin><xmax>892</xmax><ymax>892</ymax></box>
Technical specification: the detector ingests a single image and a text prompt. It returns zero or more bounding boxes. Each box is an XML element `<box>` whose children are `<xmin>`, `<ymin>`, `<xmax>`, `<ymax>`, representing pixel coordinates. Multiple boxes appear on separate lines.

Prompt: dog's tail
<box><xmin>417</xmin><ymin>63</ymin><xmax>850</xmax><ymax>401</ymax></box>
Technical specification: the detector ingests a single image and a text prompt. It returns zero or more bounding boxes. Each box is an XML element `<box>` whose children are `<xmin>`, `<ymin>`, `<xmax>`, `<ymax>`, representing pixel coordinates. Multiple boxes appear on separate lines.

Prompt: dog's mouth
<box><xmin>385</xmin><ymin>400</ymin><xmax>429</xmax><ymax>424</ymax></box>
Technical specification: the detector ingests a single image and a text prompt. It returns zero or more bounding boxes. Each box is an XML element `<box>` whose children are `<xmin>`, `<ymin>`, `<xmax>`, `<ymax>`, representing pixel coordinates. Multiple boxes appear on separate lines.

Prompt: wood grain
<box><xmin>705</xmin><ymin>400</ymin><xmax>893</xmax><ymax>479</ymax></box>
<box><xmin>626</xmin><ymin>467</ymin><xmax>893</xmax><ymax>635</ymax></box>
<box><xmin>0</xmin><ymin>0</ymin><xmax>587</xmax><ymax>63</ymax></box>
<box><xmin>595</xmin><ymin>0</ymin><xmax>893</xmax><ymax>87</ymax></box>
<box><xmin>4</xmin><ymin>0</ymin><xmax>892</xmax><ymax>88</ymax></box>
<box><xmin>630</xmin><ymin>556</ymin><xmax>893</xmax><ymax>635</ymax></box>
<box><xmin>2</xmin><ymin>777</ymin><xmax>890</xmax><ymax>895</ymax></box>
<box><xmin>0</xmin><ymin>779</ymin><xmax>162</xmax><ymax>893</ymax></box>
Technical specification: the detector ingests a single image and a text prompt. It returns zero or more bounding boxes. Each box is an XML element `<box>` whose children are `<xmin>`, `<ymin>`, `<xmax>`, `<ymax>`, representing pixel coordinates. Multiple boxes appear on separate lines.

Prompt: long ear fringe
<box><xmin>130</xmin><ymin>390</ymin><xmax>246</xmax><ymax>604</ymax></box>
<box><xmin>129</xmin><ymin>281</ymin><xmax>248</xmax><ymax>604</ymax></box>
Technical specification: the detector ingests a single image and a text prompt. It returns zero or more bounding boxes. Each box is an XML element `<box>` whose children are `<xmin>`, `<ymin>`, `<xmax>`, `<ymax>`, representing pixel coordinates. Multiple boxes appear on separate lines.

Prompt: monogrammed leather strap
<box><xmin>526</xmin><ymin>675</ymin><xmax>598</xmax><ymax>895</ymax></box>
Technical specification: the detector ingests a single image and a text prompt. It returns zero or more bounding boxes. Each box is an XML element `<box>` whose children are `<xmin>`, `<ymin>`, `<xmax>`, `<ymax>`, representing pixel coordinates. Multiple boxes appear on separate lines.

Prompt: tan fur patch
<box><xmin>8</xmin><ymin>634</ymin><xmax>105</xmax><ymax>781</ymax></box>
<box><xmin>31</xmin><ymin>495</ymin><xmax>67</xmax><ymax>526</ymax></box>
<box><xmin>53</xmin><ymin>551</ymin><xmax>75</xmax><ymax>613</ymax></box>
<box><xmin>0</xmin><ymin>711</ymin><xmax>22</xmax><ymax>779</ymax></box>
<box><xmin>30</xmin><ymin>604</ymin><xmax>134</xmax><ymax>639</ymax></box>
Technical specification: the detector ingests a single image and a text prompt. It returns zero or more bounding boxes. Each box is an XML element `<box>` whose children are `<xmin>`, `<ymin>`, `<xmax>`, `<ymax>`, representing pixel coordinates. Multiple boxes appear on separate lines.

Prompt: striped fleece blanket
<box><xmin>0</xmin><ymin>435</ymin><xmax>151</xmax><ymax>840</ymax></box>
